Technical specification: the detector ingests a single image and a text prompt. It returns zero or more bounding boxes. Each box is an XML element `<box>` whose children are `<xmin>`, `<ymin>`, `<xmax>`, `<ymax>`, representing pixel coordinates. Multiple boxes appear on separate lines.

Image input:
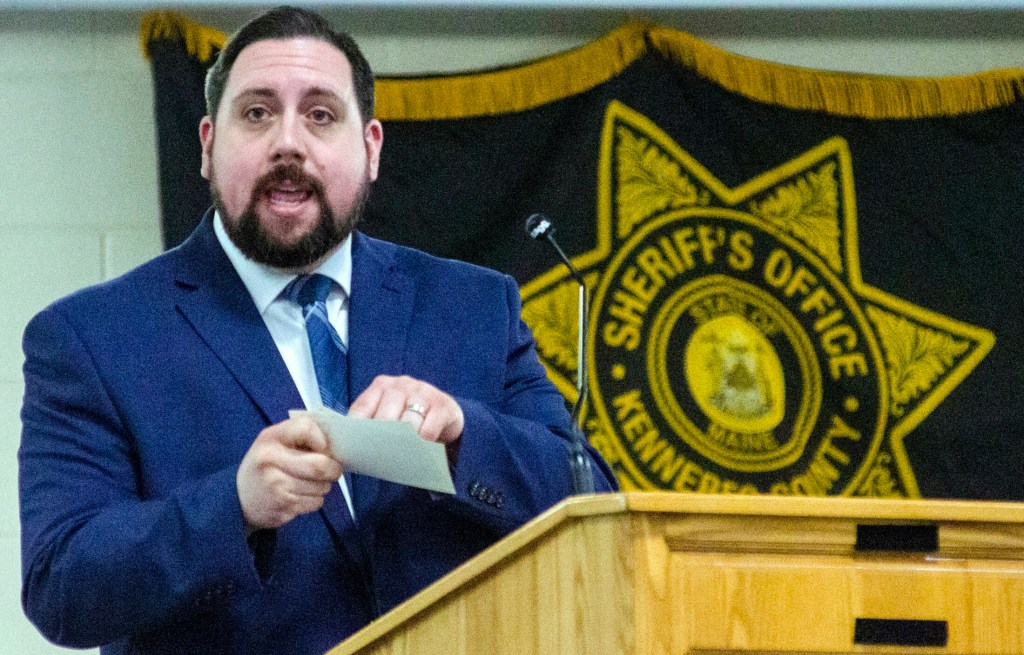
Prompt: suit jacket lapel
<box><xmin>172</xmin><ymin>214</ymin><xmax>372</xmax><ymax>566</ymax></box>
<box><xmin>171</xmin><ymin>212</ymin><xmax>303</xmax><ymax>428</ymax></box>
<box><xmin>347</xmin><ymin>232</ymin><xmax>415</xmax><ymax>515</ymax></box>
<box><xmin>173</xmin><ymin>221</ymin><xmax>421</xmax><ymax>544</ymax></box>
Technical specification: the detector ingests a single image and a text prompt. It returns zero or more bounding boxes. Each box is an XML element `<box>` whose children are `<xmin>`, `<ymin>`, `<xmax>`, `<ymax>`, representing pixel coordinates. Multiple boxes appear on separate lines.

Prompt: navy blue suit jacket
<box><xmin>19</xmin><ymin>215</ymin><xmax>614</xmax><ymax>654</ymax></box>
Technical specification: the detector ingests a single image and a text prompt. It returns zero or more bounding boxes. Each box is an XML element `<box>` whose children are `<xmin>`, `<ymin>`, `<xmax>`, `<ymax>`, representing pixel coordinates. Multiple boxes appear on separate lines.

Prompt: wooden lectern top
<box><xmin>329</xmin><ymin>493</ymin><xmax>1024</xmax><ymax>655</ymax></box>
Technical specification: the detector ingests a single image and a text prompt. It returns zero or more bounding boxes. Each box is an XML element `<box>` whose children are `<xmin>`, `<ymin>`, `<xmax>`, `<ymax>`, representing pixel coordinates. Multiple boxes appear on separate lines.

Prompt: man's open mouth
<box><xmin>267</xmin><ymin>184</ymin><xmax>313</xmax><ymax>205</ymax></box>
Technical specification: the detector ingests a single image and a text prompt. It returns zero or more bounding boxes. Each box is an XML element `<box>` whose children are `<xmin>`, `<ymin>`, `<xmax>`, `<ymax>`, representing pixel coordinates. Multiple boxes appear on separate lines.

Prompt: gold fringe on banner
<box><xmin>137</xmin><ymin>12</ymin><xmax>1024</xmax><ymax>121</ymax></box>
<box><xmin>139</xmin><ymin>11</ymin><xmax>226</xmax><ymax>64</ymax></box>
<box><xmin>647</xmin><ymin>25</ymin><xmax>1024</xmax><ymax>119</ymax></box>
<box><xmin>375</xmin><ymin>22</ymin><xmax>649</xmax><ymax>122</ymax></box>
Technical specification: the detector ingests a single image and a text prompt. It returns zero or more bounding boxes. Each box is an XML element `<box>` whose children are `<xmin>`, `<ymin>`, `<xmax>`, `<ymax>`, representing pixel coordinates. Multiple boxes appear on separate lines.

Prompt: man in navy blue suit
<box><xmin>19</xmin><ymin>7</ymin><xmax>614</xmax><ymax>654</ymax></box>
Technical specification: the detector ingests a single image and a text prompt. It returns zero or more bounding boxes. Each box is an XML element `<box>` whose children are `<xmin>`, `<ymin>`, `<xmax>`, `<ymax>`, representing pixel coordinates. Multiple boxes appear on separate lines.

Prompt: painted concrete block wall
<box><xmin>0</xmin><ymin>11</ymin><xmax>161</xmax><ymax>655</ymax></box>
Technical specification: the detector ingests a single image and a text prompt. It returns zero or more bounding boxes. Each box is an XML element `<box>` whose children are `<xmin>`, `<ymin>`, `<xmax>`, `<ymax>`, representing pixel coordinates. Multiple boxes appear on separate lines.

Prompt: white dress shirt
<box><xmin>214</xmin><ymin>212</ymin><xmax>356</xmax><ymax>515</ymax></box>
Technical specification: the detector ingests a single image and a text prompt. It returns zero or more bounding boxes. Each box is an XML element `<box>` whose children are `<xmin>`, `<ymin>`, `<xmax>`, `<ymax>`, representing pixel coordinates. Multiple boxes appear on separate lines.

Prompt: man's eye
<box><xmin>244</xmin><ymin>107</ymin><xmax>269</xmax><ymax>122</ymax></box>
<box><xmin>309</xmin><ymin>109</ymin><xmax>335</xmax><ymax>125</ymax></box>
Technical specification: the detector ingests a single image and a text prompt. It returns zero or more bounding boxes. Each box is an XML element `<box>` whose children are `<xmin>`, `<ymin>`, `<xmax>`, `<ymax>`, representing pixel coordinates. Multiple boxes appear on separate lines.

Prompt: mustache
<box><xmin>252</xmin><ymin>163</ymin><xmax>326</xmax><ymax>197</ymax></box>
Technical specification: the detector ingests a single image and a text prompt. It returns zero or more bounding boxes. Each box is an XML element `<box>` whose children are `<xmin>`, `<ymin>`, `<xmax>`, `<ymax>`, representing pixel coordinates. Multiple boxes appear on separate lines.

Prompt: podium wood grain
<box><xmin>326</xmin><ymin>493</ymin><xmax>1024</xmax><ymax>655</ymax></box>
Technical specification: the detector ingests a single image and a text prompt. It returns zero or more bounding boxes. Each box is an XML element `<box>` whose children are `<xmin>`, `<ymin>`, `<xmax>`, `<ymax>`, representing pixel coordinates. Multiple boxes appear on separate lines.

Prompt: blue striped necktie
<box><xmin>284</xmin><ymin>273</ymin><xmax>359</xmax><ymax>531</ymax></box>
<box><xmin>284</xmin><ymin>273</ymin><xmax>349</xmax><ymax>414</ymax></box>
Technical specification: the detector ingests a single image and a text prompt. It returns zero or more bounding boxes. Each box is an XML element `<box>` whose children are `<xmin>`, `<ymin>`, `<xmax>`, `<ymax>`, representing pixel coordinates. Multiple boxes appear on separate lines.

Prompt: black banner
<box><xmin>144</xmin><ymin>14</ymin><xmax>1024</xmax><ymax>500</ymax></box>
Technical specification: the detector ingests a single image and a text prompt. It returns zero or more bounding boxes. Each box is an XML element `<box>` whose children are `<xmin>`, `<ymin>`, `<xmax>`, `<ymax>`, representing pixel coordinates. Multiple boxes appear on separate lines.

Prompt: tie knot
<box><xmin>284</xmin><ymin>273</ymin><xmax>335</xmax><ymax>309</ymax></box>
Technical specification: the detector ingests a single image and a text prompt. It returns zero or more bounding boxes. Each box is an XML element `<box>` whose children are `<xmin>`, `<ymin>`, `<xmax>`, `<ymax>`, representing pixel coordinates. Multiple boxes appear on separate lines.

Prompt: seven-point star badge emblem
<box><xmin>522</xmin><ymin>101</ymin><xmax>994</xmax><ymax>498</ymax></box>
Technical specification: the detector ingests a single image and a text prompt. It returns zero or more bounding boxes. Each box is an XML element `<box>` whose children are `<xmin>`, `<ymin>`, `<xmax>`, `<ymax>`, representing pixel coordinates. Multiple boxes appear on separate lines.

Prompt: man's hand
<box><xmin>237</xmin><ymin>415</ymin><xmax>343</xmax><ymax>532</ymax></box>
<box><xmin>349</xmin><ymin>375</ymin><xmax>465</xmax><ymax>445</ymax></box>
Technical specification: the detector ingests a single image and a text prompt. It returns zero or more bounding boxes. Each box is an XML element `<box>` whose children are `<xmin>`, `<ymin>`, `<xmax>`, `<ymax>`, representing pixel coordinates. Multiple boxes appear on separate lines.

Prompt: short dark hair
<box><xmin>204</xmin><ymin>6</ymin><xmax>375</xmax><ymax>123</ymax></box>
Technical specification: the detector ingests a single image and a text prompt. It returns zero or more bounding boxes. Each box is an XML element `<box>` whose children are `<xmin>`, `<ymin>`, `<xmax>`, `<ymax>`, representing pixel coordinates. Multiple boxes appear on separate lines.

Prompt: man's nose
<box><xmin>270</xmin><ymin>113</ymin><xmax>306</xmax><ymax>162</ymax></box>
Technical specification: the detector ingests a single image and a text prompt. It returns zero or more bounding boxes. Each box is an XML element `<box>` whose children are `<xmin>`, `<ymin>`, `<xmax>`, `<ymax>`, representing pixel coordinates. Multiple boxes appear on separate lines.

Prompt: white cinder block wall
<box><xmin>1</xmin><ymin>6</ymin><xmax>1021</xmax><ymax>654</ymax></box>
<box><xmin>0</xmin><ymin>11</ymin><xmax>163</xmax><ymax>655</ymax></box>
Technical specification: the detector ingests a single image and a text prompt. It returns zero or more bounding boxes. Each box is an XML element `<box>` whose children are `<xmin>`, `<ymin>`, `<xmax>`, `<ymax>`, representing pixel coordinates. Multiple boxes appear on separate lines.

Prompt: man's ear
<box><xmin>364</xmin><ymin>119</ymin><xmax>383</xmax><ymax>182</ymax></box>
<box><xmin>199</xmin><ymin>117</ymin><xmax>214</xmax><ymax>180</ymax></box>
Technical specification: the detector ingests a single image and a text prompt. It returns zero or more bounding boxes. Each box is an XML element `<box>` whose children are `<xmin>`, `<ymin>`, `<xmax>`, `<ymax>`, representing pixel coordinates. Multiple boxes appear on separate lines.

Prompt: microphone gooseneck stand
<box><xmin>525</xmin><ymin>214</ymin><xmax>595</xmax><ymax>494</ymax></box>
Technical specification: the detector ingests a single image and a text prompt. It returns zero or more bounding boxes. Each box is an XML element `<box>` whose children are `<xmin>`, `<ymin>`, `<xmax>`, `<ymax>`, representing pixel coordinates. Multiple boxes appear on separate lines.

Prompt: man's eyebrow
<box><xmin>302</xmin><ymin>87</ymin><xmax>345</xmax><ymax>104</ymax></box>
<box><xmin>228</xmin><ymin>87</ymin><xmax>348</xmax><ymax>114</ymax></box>
<box><xmin>231</xmin><ymin>88</ymin><xmax>277</xmax><ymax>107</ymax></box>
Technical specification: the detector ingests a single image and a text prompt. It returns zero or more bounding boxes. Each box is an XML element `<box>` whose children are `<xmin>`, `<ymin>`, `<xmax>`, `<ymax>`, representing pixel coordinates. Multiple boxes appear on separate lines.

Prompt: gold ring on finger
<box><xmin>404</xmin><ymin>403</ymin><xmax>427</xmax><ymax>419</ymax></box>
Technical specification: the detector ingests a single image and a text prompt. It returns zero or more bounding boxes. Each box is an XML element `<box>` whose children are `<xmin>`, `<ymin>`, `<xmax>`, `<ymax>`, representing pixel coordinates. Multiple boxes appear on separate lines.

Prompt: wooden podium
<box><xmin>327</xmin><ymin>492</ymin><xmax>1024</xmax><ymax>654</ymax></box>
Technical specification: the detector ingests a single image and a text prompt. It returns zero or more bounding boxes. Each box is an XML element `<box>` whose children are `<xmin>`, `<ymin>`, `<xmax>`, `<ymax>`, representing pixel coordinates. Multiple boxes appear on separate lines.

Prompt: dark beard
<box><xmin>214</xmin><ymin>162</ymin><xmax>368</xmax><ymax>269</ymax></box>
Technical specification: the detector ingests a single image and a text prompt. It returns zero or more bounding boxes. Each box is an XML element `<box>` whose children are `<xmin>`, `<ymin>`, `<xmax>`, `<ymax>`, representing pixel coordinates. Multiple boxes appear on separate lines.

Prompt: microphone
<box><xmin>524</xmin><ymin>213</ymin><xmax>595</xmax><ymax>494</ymax></box>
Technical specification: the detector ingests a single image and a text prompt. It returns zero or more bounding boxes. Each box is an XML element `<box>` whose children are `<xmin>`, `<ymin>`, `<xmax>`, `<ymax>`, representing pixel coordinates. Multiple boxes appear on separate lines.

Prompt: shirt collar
<box><xmin>213</xmin><ymin>211</ymin><xmax>352</xmax><ymax>315</ymax></box>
